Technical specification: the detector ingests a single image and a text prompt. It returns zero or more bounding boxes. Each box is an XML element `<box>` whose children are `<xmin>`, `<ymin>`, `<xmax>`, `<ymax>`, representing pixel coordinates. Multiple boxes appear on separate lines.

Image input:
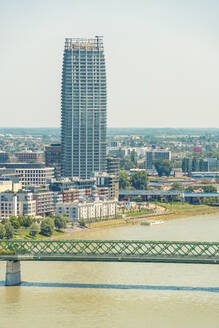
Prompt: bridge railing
<box><xmin>0</xmin><ymin>240</ymin><xmax>219</xmax><ymax>258</ymax></box>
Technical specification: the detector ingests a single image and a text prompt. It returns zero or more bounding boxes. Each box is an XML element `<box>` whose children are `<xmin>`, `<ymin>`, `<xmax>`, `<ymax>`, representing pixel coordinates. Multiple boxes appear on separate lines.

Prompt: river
<box><xmin>1</xmin><ymin>213</ymin><xmax>219</xmax><ymax>328</ymax></box>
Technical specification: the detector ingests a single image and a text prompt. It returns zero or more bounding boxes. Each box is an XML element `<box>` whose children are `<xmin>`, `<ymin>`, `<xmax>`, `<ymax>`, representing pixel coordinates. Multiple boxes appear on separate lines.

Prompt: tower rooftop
<box><xmin>65</xmin><ymin>36</ymin><xmax>104</xmax><ymax>51</ymax></box>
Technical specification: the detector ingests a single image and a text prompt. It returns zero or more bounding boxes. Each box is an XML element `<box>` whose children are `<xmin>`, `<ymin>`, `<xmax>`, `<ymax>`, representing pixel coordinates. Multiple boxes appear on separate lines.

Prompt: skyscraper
<box><xmin>61</xmin><ymin>36</ymin><xmax>107</xmax><ymax>179</ymax></box>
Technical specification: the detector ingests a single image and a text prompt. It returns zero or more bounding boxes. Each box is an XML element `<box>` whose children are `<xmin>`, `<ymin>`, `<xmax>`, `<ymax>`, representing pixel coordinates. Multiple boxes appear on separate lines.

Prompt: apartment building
<box><xmin>56</xmin><ymin>199</ymin><xmax>117</xmax><ymax>221</ymax></box>
<box><xmin>0</xmin><ymin>192</ymin><xmax>36</xmax><ymax>219</ymax></box>
<box><xmin>32</xmin><ymin>191</ymin><xmax>54</xmax><ymax>216</ymax></box>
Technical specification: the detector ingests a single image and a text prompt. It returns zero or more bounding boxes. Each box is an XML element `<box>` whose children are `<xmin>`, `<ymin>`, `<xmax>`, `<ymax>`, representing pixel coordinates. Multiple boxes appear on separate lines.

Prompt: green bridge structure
<box><xmin>0</xmin><ymin>239</ymin><xmax>219</xmax><ymax>286</ymax></box>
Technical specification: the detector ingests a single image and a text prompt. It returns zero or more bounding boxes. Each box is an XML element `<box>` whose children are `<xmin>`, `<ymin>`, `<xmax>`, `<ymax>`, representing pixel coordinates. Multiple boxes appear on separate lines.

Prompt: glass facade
<box><xmin>61</xmin><ymin>37</ymin><xmax>107</xmax><ymax>179</ymax></box>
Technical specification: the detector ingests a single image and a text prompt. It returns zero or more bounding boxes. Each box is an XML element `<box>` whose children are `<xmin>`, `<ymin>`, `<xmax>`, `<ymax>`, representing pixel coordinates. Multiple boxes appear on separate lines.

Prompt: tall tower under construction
<box><xmin>61</xmin><ymin>36</ymin><xmax>107</xmax><ymax>179</ymax></box>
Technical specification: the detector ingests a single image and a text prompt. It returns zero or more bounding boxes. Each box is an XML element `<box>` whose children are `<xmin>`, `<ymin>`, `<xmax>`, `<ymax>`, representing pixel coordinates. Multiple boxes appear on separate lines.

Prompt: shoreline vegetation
<box><xmin>50</xmin><ymin>203</ymin><xmax>219</xmax><ymax>240</ymax></box>
<box><xmin>3</xmin><ymin>203</ymin><xmax>219</xmax><ymax>241</ymax></box>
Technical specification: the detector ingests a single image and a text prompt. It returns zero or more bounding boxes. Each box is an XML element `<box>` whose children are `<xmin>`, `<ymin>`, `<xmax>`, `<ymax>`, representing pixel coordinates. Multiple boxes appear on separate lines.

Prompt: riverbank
<box><xmin>51</xmin><ymin>203</ymin><xmax>219</xmax><ymax>239</ymax></box>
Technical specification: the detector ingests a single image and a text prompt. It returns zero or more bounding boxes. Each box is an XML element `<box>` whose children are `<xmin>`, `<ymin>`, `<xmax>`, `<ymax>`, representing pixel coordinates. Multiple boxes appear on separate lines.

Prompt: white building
<box><xmin>56</xmin><ymin>200</ymin><xmax>117</xmax><ymax>222</ymax></box>
<box><xmin>0</xmin><ymin>192</ymin><xmax>36</xmax><ymax>219</ymax></box>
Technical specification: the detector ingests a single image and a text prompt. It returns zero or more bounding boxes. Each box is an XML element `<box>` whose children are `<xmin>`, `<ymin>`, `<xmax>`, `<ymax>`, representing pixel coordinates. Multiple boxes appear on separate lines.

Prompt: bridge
<box><xmin>119</xmin><ymin>190</ymin><xmax>219</xmax><ymax>203</ymax></box>
<box><xmin>0</xmin><ymin>239</ymin><xmax>219</xmax><ymax>286</ymax></box>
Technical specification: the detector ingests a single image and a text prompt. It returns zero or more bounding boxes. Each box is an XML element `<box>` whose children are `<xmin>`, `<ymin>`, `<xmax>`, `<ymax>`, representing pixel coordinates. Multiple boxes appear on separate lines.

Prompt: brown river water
<box><xmin>1</xmin><ymin>213</ymin><xmax>219</xmax><ymax>328</ymax></box>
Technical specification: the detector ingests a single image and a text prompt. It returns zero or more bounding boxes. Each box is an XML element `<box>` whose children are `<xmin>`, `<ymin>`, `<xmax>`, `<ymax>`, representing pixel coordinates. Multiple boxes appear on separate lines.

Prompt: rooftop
<box><xmin>65</xmin><ymin>36</ymin><xmax>104</xmax><ymax>51</ymax></box>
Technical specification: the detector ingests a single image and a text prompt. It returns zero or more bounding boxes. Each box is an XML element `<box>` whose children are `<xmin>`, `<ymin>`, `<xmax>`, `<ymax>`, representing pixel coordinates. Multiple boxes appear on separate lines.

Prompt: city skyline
<box><xmin>1</xmin><ymin>0</ymin><xmax>219</xmax><ymax>128</ymax></box>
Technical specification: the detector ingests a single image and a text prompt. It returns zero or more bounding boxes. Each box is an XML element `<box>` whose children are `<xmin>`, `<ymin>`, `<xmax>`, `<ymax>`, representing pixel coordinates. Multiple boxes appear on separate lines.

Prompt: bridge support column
<box><xmin>5</xmin><ymin>260</ymin><xmax>21</xmax><ymax>286</ymax></box>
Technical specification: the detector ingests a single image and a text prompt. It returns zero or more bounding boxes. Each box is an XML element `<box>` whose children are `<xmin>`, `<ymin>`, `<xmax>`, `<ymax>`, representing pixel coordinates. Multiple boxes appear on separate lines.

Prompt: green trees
<box><xmin>120</xmin><ymin>150</ymin><xmax>138</xmax><ymax>170</ymax></box>
<box><xmin>9</xmin><ymin>216</ymin><xmax>20</xmax><ymax>229</ymax></box>
<box><xmin>119</xmin><ymin>171</ymin><xmax>130</xmax><ymax>189</ymax></box>
<box><xmin>54</xmin><ymin>215</ymin><xmax>68</xmax><ymax>230</ymax></box>
<box><xmin>130</xmin><ymin>171</ymin><xmax>148</xmax><ymax>190</ymax></box>
<box><xmin>0</xmin><ymin>223</ymin><xmax>5</xmax><ymax>239</ymax></box>
<box><xmin>19</xmin><ymin>216</ymin><xmax>34</xmax><ymax>227</ymax></box>
<box><xmin>153</xmin><ymin>159</ymin><xmax>173</xmax><ymax>177</ymax></box>
<box><xmin>170</xmin><ymin>182</ymin><xmax>184</xmax><ymax>191</ymax></box>
<box><xmin>202</xmin><ymin>184</ymin><xmax>217</xmax><ymax>193</ymax></box>
<box><xmin>120</xmin><ymin>157</ymin><xmax>135</xmax><ymax>170</ymax></box>
<box><xmin>40</xmin><ymin>218</ymin><xmax>54</xmax><ymax>237</ymax></box>
<box><xmin>4</xmin><ymin>222</ymin><xmax>14</xmax><ymax>239</ymax></box>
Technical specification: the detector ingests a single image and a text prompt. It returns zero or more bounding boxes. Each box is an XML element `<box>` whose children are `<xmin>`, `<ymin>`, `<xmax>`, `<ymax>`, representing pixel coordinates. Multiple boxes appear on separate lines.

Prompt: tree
<box><xmin>120</xmin><ymin>157</ymin><xmax>134</xmax><ymax>170</ymax></box>
<box><xmin>185</xmin><ymin>185</ymin><xmax>199</xmax><ymax>192</ymax></box>
<box><xmin>40</xmin><ymin>218</ymin><xmax>54</xmax><ymax>237</ymax></box>
<box><xmin>9</xmin><ymin>216</ymin><xmax>20</xmax><ymax>229</ymax></box>
<box><xmin>202</xmin><ymin>184</ymin><xmax>217</xmax><ymax>193</ymax></box>
<box><xmin>119</xmin><ymin>171</ymin><xmax>130</xmax><ymax>189</ymax></box>
<box><xmin>4</xmin><ymin>222</ymin><xmax>14</xmax><ymax>239</ymax></box>
<box><xmin>0</xmin><ymin>223</ymin><xmax>5</xmax><ymax>239</ymax></box>
<box><xmin>29</xmin><ymin>223</ymin><xmax>40</xmax><ymax>237</ymax></box>
<box><xmin>54</xmin><ymin>215</ymin><xmax>68</xmax><ymax>230</ymax></box>
<box><xmin>130</xmin><ymin>171</ymin><xmax>148</xmax><ymax>190</ymax></box>
<box><xmin>19</xmin><ymin>216</ymin><xmax>34</xmax><ymax>227</ymax></box>
<box><xmin>170</xmin><ymin>182</ymin><xmax>184</xmax><ymax>191</ymax></box>
<box><xmin>153</xmin><ymin>159</ymin><xmax>173</xmax><ymax>177</ymax></box>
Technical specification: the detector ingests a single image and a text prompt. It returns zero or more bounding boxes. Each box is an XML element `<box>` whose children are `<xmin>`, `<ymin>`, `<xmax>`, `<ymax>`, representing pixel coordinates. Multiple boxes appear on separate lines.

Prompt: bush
<box><xmin>78</xmin><ymin>219</ymin><xmax>86</xmax><ymax>227</ymax></box>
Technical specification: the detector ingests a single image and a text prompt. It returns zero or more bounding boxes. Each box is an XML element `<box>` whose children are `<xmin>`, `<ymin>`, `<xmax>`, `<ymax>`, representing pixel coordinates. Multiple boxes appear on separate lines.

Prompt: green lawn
<box><xmin>14</xmin><ymin>229</ymin><xmax>64</xmax><ymax>240</ymax></box>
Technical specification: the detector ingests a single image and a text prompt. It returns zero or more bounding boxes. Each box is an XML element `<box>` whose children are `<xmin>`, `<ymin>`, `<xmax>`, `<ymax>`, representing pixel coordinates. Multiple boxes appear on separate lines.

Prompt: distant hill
<box><xmin>0</xmin><ymin>127</ymin><xmax>60</xmax><ymax>136</ymax></box>
<box><xmin>0</xmin><ymin>127</ymin><xmax>219</xmax><ymax>137</ymax></box>
<box><xmin>108</xmin><ymin>128</ymin><xmax>219</xmax><ymax>136</ymax></box>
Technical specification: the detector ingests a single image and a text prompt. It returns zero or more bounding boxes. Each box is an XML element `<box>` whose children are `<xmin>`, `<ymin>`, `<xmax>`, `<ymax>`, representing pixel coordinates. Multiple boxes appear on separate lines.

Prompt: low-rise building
<box><xmin>56</xmin><ymin>199</ymin><xmax>117</xmax><ymax>222</ymax></box>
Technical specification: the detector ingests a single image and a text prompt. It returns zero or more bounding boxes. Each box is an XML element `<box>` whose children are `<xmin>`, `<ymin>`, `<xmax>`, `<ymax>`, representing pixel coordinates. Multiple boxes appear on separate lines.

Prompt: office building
<box><xmin>15</xmin><ymin>167</ymin><xmax>54</xmax><ymax>187</ymax></box>
<box><xmin>14</xmin><ymin>151</ymin><xmax>44</xmax><ymax>163</ymax></box>
<box><xmin>145</xmin><ymin>151</ymin><xmax>171</xmax><ymax>170</ymax></box>
<box><xmin>61</xmin><ymin>36</ymin><xmax>107</xmax><ymax>179</ymax></box>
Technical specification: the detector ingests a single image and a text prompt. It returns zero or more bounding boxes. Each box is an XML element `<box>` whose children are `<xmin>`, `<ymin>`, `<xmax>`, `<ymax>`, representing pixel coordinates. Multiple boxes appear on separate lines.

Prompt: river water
<box><xmin>1</xmin><ymin>213</ymin><xmax>219</xmax><ymax>328</ymax></box>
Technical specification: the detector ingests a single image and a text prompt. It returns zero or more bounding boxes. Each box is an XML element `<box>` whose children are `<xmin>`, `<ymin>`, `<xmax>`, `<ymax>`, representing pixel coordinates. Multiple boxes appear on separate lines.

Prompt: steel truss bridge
<box><xmin>1</xmin><ymin>239</ymin><xmax>219</xmax><ymax>265</ymax></box>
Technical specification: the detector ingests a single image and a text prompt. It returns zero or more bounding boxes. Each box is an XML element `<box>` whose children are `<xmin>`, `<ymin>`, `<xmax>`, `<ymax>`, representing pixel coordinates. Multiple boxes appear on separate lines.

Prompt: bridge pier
<box><xmin>5</xmin><ymin>260</ymin><xmax>21</xmax><ymax>286</ymax></box>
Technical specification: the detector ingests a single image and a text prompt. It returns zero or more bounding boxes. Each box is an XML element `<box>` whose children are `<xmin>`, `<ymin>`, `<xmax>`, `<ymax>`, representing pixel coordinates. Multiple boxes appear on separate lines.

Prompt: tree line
<box><xmin>0</xmin><ymin>215</ymin><xmax>69</xmax><ymax>239</ymax></box>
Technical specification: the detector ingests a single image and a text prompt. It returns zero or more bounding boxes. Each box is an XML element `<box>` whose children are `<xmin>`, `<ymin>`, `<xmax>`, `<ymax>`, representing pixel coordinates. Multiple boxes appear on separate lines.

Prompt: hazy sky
<box><xmin>1</xmin><ymin>0</ymin><xmax>219</xmax><ymax>128</ymax></box>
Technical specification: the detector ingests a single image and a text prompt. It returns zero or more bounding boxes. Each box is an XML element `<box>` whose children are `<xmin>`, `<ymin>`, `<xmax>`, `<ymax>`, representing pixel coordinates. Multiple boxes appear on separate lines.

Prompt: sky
<box><xmin>1</xmin><ymin>0</ymin><xmax>219</xmax><ymax>128</ymax></box>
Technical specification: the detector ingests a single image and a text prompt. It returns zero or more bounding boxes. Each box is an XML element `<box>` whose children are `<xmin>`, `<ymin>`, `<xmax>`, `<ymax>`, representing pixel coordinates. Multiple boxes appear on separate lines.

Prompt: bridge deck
<box><xmin>1</xmin><ymin>254</ymin><xmax>219</xmax><ymax>264</ymax></box>
<box><xmin>0</xmin><ymin>239</ymin><xmax>219</xmax><ymax>265</ymax></box>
